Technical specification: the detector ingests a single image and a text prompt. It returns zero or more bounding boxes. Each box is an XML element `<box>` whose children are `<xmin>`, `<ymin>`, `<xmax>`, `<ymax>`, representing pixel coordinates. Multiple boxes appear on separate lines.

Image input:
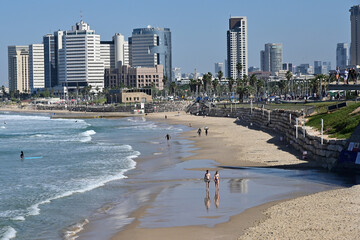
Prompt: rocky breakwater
<box><xmin>194</xmin><ymin>104</ymin><xmax>346</xmax><ymax>170</ymax></box>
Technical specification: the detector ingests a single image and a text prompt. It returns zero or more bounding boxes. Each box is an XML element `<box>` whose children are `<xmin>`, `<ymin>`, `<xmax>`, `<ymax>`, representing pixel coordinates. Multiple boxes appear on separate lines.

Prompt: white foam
<box><xmin>0</xmin><ymin>226</ymin><xmax>16</xmax><ymax>240</ymax></box>
<box><xmin>0</xmin><ymin>126</ymin><xmax>5</xmax><ymax>129</ymax></box>
<box><xmin>63</xmin><ymin>219</ymin><xmax>89</xmax><ymax>240</ymax></box>
<box><xmin>11</xmin><ymin>216</ymin><xmax>25</xmax><ymax>221</ymax></box>
<box><xmin>26</xmin><ymin>156</ymin><xmax>138</xmax><ymax>217</ymax></box>
<box><xmin>79</xmin><ymin>130</ymin><xmax>96</xmax><ymax>142</ymax></box>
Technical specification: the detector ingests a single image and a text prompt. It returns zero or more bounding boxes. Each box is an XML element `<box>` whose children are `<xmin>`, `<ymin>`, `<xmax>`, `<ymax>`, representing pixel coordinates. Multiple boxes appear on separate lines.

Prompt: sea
<box><xmin>0</xmin><ymin>112</ymin><xmax>187</xmax><ymax>240</ymax></box>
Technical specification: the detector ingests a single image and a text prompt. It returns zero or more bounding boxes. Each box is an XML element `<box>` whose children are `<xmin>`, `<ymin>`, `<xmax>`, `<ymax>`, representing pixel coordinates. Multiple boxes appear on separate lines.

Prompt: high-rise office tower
<box><xmin>58</xmin><ymin>20</ymin><xmax>104</xmax><ymax>91</ymax></box>
<box><xmin>129</xmin><ymin>26</ymin><xmax>172</xmax><ymax>81</ymax></box>
<box><xmin>227</xmin><ymin>17</ymin><xmax>248</xmax><ymax>80</ymax></box>
<box><xmin>100</xmin><ymin>40</ymin><xmax>115</xmax><ymax>69</ymax></box>
<box><xmin>8</xmin><ymin>45</ymin><xmax>29</xmax><ymax>93</ymax></box>
<box><xmin>43</xmin><ymin>30</ymin><xmax>64</xmax><ymax>88</ymax></box>
<box><xmin>260</xmin><ymin>43</ymin><xmax>283</xmax><ymax>75</ymax></box>
<box><xmin>214</xmin><ymin>62</ymin><xmax>224</xmax><ymax>75</ymax></box>
<box><xmin>29</xmin><ymin>44</ymin><xmax>45</xmax><ymax>91</ymax></box>
<box><xmin>350</xmin><ymin>5</ymin><xmax>360</xmax><ymax>65</ymax></box>
<box><xmin>336</xmin><ymin>43</ymin><xmax>349</xmax><ymax>68</ymax></box>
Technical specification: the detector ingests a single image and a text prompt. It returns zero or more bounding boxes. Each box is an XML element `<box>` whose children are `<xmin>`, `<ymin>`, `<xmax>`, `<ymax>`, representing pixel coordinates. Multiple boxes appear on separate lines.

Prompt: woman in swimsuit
<box><xmin>214</xmin><ymin>171</ymin><xmax>219</xmax><ymax>189</ymax></box>
<box><xmin>204</xmin><ymin>170</ymin><xmax>211</xmax><ymax>189</ymax></box>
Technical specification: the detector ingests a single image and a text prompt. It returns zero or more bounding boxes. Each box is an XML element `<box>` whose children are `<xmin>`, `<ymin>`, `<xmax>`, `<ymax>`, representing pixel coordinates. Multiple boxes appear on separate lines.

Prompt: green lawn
<box><xmin>306</xmin><ymin>102</ymin><xmax>360</xmax><ymax>139</ymax></box>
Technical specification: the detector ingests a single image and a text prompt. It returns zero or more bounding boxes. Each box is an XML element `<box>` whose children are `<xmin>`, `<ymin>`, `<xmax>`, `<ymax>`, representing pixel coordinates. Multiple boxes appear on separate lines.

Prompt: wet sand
<box><xmin>109</xmin><ymin>112</ymin><xmax>359</xmax><ymax>240</ymax></box>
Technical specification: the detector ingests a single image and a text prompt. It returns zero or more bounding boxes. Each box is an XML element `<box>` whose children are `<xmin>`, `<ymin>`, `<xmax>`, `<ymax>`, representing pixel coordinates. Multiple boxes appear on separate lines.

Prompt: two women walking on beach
<box><xmin>204</xmin><ymin>170</ymin><xmax>219</xmax><ymax>189</ymax></box>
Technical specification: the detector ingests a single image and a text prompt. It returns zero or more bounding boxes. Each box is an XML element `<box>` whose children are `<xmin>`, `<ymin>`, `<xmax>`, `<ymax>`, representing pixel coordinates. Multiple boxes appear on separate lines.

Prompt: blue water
<box><xmin>0</xmin><ymin>113</ymin><xmax>186</xmax><ymax>240</ymax></box>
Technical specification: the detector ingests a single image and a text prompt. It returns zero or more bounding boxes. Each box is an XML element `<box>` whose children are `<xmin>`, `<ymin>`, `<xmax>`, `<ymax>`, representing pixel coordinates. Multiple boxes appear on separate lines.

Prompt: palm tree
<box><xmin>170</xmin><ymin>82</ymin><xmax>177</xmax><ymax>96</ymax></box>
<box><xmin>162</xmin><ymin>76</ymin><xmax>168</xmax><ymax>96</ymax></box>
<box><xmin>236</xmin><ymin>62</ymin><xmax>243</xmax><ymax>81</ymax></box>
<box><xmin>278</xmin><ymin>80</ymin><xmax>286</xmax><ymax>95</ymax></box>
<box><xmin>189</xmin><ymin>79</ymin><xmax>197</xmax><ymax>93</ymax></box>
<box><xmin>286</xmin><ymin>71</ymin><xmax>293</xmax><ymax>96</ymax></box>
<box><xmin>228</xmin><ymin>77</ymin><xmax>235</xmax><ymax>93</ymax></box>
<box><xmin>249</xmin><ymin>74</ymin><xmax>257</xmax><ymax>87</ymax></box>
<box><xmin>212</xmin><ymin>79</ymin><xmax>219</xmax><ymax>96</ymax></box>
<box><xmin>217</xmin><ymin>71</ymin><xmax>223</xmax><ymax>82</ymax></box>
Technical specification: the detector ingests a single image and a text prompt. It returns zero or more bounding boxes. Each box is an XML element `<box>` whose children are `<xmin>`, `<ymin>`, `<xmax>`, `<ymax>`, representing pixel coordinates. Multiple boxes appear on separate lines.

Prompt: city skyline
<box><xmin>0</xmin><ymin>0</ymin><xmax>358</xmax><ymax>86</ymax></box>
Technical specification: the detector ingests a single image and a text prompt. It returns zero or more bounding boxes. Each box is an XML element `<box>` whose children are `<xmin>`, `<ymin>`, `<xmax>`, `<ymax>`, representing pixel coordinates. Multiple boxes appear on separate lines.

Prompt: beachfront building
<box><xmin>8</xmin><ymin>45</ymin><xmax>30</xmax><ymax>93</ymax></box>
<box><xmin>104</xmin><ymin>65</ymin><xmax>164</xmax><ymax>90</ymax></box>
<box><xmin>100</xmin><ymin>33</ymin><xmax>129</xmax><ymax>70</ymax></box>
<box><xmin>129</xmin><ymin>26</ymin><xmax>172</xmax><ymax>82</ymax></box>
<box><xmin>43</xmin><ymin>31</ymin><xmax>64</xmax><ymax>88</ymax></box>
<box><xmin>227</xmin><ymin>17</ymin><xmax>248</xmax><ymax>80</ymax></box>
<box><xmin>29</xmin><ymin>44</ymin><xmax>45</xmax><ymax>91</ymax></box>
<box><xmin>58</xmin><ymin>20</ymin><xmax>104</xmax><ymax>92</ymax></box>
<box><xmin>336</xmin><ymin>43</ymin><xmax>349</xmax><ymax>69</ymax></box>
<box><xmin>172</xmin><ymin>67</ymin><xmax>181</xmax><ymax>81</ymax></box>
<box><xmin>350</xmin><ymin>5</ymin><xmax>360</xmax><ymax>66</ymax></box>
<box><xmin>260</xmin><ymin>43</ymin><xmax>283</xmax><ymax>75</ymax></box>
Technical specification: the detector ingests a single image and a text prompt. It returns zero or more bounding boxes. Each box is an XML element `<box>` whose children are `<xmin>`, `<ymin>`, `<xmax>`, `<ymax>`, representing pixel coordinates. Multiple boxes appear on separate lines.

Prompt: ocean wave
<box><xmin>79</xmin><ymin>130</ymin><xmax>96</xmax><ymax>142</ymax></box>
<box><xmin>25</xmin><ymin>156</ymin><xmax>137</xmax><ymax>218</ymax></box>
<box><xmin>0</xmin><ymin>226</ymin><xmax>16</xmax><ymax>240</ymax></box>
<box><xmin>0</xmin><ymin>126</ymin><xmax>5</xmax><ymax>129</ymax></box>
<box><xmin>63</xmin><ymin>219</ymin><xmax>89</xmax><ymax>240</ymax></box>
<box><xmin>0</xmin><ymin>115</ymin><xmax>50</xmax><ymax>121</ymax></box>
<box><xmin>127</xmin><ymin>117</ymin><xmax>146</xmax><ymax>123</ymax></box>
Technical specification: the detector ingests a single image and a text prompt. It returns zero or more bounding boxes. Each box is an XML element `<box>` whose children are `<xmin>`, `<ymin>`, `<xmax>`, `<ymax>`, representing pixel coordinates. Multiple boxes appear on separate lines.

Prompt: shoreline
<box><xmin>2</xmin><ymin>109</ymin><xmax>359</xmax><ymax>239</ymax></box>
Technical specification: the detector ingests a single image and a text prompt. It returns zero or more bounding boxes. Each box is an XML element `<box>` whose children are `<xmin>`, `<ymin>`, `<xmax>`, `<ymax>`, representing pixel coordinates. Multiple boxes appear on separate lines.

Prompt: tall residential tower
<box><xmin>350</xmin><ymin>5</ymin><xmax>360</xmax><ymax>66</ymax></box>
<box><xmin>227</xmin><ymin>17</ymin><xmax>248</xmax><ymax>80</ymax></box>
<box><xmin>58</xmin><ymin>20</ymin><xmax>104</xmax><ymax>91</ymax></box>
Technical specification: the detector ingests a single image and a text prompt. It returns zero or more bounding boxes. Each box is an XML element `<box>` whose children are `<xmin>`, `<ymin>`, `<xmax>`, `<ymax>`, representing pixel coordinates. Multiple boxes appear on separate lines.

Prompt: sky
<box><xmin>0</xmin><ymin>0</ymin><xmax>359</xmax><ymax>86</ymax></box>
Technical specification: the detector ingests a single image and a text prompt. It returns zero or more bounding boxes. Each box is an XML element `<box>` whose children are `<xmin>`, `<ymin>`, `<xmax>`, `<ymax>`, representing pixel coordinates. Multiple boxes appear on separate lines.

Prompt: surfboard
<box><xmin>24</xmin><ymin>156</ymin><xmax>43</xmax><ymax>160</ymax></box>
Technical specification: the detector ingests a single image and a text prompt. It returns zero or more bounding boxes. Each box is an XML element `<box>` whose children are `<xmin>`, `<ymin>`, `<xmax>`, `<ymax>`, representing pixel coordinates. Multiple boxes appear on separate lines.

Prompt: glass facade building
<box><xmin>129</xmin><ymin>26</ymin><xmax>172</xmax><ymax>81</ymax></box>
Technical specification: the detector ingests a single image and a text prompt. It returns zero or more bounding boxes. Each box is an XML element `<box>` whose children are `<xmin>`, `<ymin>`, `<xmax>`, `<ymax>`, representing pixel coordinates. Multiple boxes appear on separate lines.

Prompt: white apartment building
<box><xmin>227</xmin><ymin>17</ymin><xmax>248</xmax><ymax>80</ymax></box>
<box><xmin>100</xmin><ymin>41</ymin><xmax>115</xmax><ymax>69</ymax></box>
<box><xmin>29</xmin><ymin>44</ymin><xmax>45</xmax><ymax>91</ymax></box>
<box><xmin>8</xmin><ymin>46</ymin><xmax>29</xmax><ymax>93</ymax></box>
<box><xmin>58</xmin><ymin>20</ymin><xmax>104</xmax><ymax>91</ymax></box>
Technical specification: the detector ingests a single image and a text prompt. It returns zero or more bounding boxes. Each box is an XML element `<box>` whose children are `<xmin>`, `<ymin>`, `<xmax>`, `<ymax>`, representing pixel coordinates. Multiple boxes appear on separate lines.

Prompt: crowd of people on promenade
<box><xmin>336</xmin><ymin>67</ymin><xmax>358</xmax><ymax>84</ymax></box>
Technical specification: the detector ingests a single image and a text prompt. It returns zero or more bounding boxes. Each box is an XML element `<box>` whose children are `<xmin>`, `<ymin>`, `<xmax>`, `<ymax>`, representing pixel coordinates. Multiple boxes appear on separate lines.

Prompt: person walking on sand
<box><xmin>204</xmin><ymin>170</ymin><xmax>211</xmax><ymax>189</ymax></box>
<box><xmin>214</xmin><ymin>171</ymin><xmax>220</xmax><ymax>189</ymax></box>
<box><xmin>197</xmin><ymin>128</ymin><xmax>202</xmax><ymax>136</ymax></box>
<box><xmin>204</xmin><ymin>126</ymin><xmax>209</xmax><ymax>136</ymax></box>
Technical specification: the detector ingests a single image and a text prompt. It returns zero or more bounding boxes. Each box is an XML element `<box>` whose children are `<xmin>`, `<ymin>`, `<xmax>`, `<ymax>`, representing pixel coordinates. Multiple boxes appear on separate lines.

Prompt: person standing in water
<box><xmin>20</xmin><ymin>151</ymin><xmax>24</xmax><ymax>160</ymax></box>
<box><xmin>214</xmin><ymin>171</ymin><xmax>219</xmax><ymax>189</ymax></box>
<box><xmin>197</xmin><ymin>128</ymin><xmax>202</xmax><ymax>136</ymax></box>
<box><xmin>204</xmin><ymin>126</ymin><xmax>209</xmax><ymax>136</ymax></box>
<box><xmin>165</xmin><ymin>133</ymin><xmax>171</xmax><ymax>145</ymax></box>
<box><xmin>204</xmin><ymin>170</ymin><xmax>211</xmax><ymax>189</ymax></box>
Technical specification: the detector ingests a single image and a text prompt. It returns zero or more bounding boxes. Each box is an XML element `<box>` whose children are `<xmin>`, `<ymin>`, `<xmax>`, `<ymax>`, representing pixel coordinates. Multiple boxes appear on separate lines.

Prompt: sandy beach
<box><xmin>2</xmin><ymin>108</ymin><xmax>359</xmax><ymax>239</ymax></box>
<box><xmin>107</xmin><ymin>111</ymin><xmax>359</xmax><ymax>240</ymax></box>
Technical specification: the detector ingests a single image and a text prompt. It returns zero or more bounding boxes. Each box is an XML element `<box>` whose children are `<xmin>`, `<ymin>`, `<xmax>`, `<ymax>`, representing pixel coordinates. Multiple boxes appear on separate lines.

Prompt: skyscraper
<box><xmin>336</xmin><ymin>43</ymin><xmax>349</xmax><ymax>68</ymax></box>
<box><xmin>350</xmin><ymin>5</ymin><xmax>360</xmax><ymax>66</ymax></box>
<box><xmin>214</xmin><ymin>62</ymin><xmax>224</xmax><ymax>76</ymax></box>
<box><xmin>129</xmin><ymin>26</ymin><xmax>172</xmax><ymax>81</ymax></box>
<box><xmin>58</xmin><ymin>20</ymin><xmax>104</xmax><ymax>91</ymax></box>
<box><xmin>227</xmin><ymin>17</ymin><xmax>248</xmax><ymax>80</ymax></box>
<box><xmin>260</xmin><ymin>43</ymin><xmax>283</xmax><ymax>75</ymax></box>
<box><xmin>29</xmin><ymin>44</ymin><xmax>44</xmax><ymax>91</ymax></box>
<box><xmin>43</xmin><ymin>30</ymin><xmax>64</xmax><ymax>88</ymax></box>
<box><xmin>8</xmin><ymin>46</ymin><xmax>29</xmax><ymax>93</ymax></box>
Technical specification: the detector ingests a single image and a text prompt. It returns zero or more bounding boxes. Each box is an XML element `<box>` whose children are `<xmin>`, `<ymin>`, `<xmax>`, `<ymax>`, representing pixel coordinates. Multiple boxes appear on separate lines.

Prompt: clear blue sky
<box><xmin>0</xmin><ymin>0</ymin><xmax>358</xmax><ymax>86</ymax></box>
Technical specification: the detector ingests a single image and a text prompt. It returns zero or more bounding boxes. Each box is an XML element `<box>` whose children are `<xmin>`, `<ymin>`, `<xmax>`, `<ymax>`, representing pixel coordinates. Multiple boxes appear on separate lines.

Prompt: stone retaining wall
<box><xmin>192</xmin><ymin>104</ymin><xmax>346</xmax><ymax>170</ymax></box>
<box><xmin>33</xmin><ymin>101</ymin><xmax>190</xmax><ymax>113</ymax></box>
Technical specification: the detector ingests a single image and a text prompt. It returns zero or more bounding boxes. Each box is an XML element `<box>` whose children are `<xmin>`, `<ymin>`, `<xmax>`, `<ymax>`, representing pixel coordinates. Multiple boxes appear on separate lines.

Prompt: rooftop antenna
<box><xmin>80</xmin><ymin>10</ymin><xmax>83</xmax><ymax>22</ymax></box>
